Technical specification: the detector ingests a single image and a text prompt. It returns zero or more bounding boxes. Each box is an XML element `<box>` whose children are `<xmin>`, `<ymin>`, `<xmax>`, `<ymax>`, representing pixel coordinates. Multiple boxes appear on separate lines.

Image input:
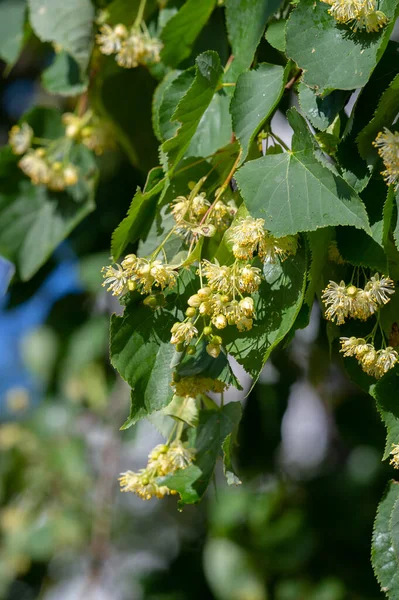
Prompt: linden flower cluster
<box><xmin>340</xmin><ymin>337</ymin><xmax>398</xmax><ymax>378</ymax></box>
<box><xmin>9</xmin><ymin>123</ymin><xmax>79</xmax><ymax>191</ymax></box>
<box><xmin>102</xmin><ymin>253</ymin><xmax>178</xmax><ymax>296</ymax></box>
<box><xmin>227</xmin><ymin>216</ymin><xmax>298</xmax><ymax>263</ymax></box>
<box><xmin>119</xmin><ymin>440</ymin><xmax>195</xmax><ymax>500</ymax></box>
<box><xmin>171</xmin><ymin>190</ymin><xmax>235</xmax><ymax>240</ymax></box>
<box><xmin>96</xmin><ymin>23</ymin><xmax>162</xmax><ymax>69</ymax></box>
<box><xmin>62</xmin><ymin>112</ymin><xmax>114</xmax><ymax>156</ymax></box>
<box><xmin>322</xmin><ymin>274</ymin><xmax>394</xmax><ymax>325</ymax></box>
<box><xmin>374</xmin><ymin>128</ymin><xmax>399</xmax><ymax>191</ymax></box>
<box><xmin>173</xmin><ymin>376</ymin><xmax>227</xmax><ymax>398</ymax></box>
<box><xmin>321</xmin><ymin>0</ymin><xmax>388</xmax><ymax>32</ymax></box>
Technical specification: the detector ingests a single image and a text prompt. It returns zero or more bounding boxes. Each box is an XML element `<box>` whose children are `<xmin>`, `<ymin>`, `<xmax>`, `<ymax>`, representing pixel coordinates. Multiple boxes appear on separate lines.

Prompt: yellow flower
<box><xmin>390</xmin><ymin>444</ymin><xmax>399</xmax><ymax>469</ymax></box>
<box><xmin>101</xmin><ymin>263</ymin><xmax>128</xmax><ymax>296</ymax></box>
<box><xmin>96</xmin><ymin>23</ymin><xmax>127</xmax><ymax>55</ymax></box>
<box><xmin>365</xmin><ymin>273</ymin><xmax>395</xmax><ymax>305</ymax></box>
<box><xmin>173</xmin><ymin>376</ymin><xmax>227</xmax><ymax>397</ymax></box>
<box><xmin>170</xmin><ymin>321</ymin><xmax>198</xmax><ymax>345</ymax></box>
<box><xmin>237</xmin><ymin>265</ymin><xmax>262</xmax><ymax>293</ymax></box>
<box><xmin>374</xmin><ymin>128</ymin><xmax>399</xmax><ymax>190</ymax></box>
<box><xmin>202</xmin><ymin>260</ymin><xmax>232</xmax><ymax>293</ymax></box>
<box><xmin>9</xmin><ymin>123</ymin><xmax>33</xmax><ymax>155</ymax></box>
<box><xmin>18</xmin><ymin>149</ymin><xmax>50</xmax><ymax>185</ymax></box>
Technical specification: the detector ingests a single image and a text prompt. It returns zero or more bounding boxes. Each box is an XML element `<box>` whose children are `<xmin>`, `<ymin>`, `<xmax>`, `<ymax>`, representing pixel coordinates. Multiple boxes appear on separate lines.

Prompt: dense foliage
<box><xmin>1</xmin><ymin>0</ymin><xmax>399</xmax><ymax>597</ymax></box>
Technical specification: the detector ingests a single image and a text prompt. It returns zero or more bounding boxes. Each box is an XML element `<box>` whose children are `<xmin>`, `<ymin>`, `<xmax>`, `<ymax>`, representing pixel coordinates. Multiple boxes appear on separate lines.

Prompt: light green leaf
<box><xmin>0</xmin><ymin>0</ymin><xmax>26</xmax><ymax>65</ymax></box>
<box><xmin>286</xmin><ymin>0</ymin><xmax>399</xmax><ymax>93</ymax></box>
<box><xmin>357</xmin><ymin>73</ymin><xmax>399</xmax><ymax>161</ymax></box>
<box><xmin>28</xmin><ymin>0</ymin><xmax>94</xmax><ymax>72</ymax></box>
<box><xmin>372</xmin><ymin>482</ymin><xmax>399</xmax><ymax>598</ymax></box>
<box><xmin>224</xmin><ymin>245</ymin><xmax>308</xmax><ymax>381</ymax></box>
<box><xmin>236</xmin><ymin>108</ymin><xmax>371</xmax><ymax>237</ymax></box>
<box><xmin>42</xmin><ymin>50</ymin><xmax>88</xmax><ymax>97</ymax></box>
<box><xmin>157</xmin><ymin>464</ymin><xmax>203</xmax><ymax>505</ymax></box>
<box><xmin>160</xmin><ymin>0</ymin><xmax>216</xmax><ymax>67</ymax></box>
<box><xmin>152</xmin><ymin>70</ymin><xmax>182</xmax><ymax>142</ymax></box>
<box><xmin>162</xmin><ymin>396</ymin><xmax>199</xmax><ymax>427</ymax></box>
<box><xmin>231</xmin><ymin>62</ymin><xmax>288</xmax><ymax>163</ymax></box>
<box><xmin>265</xmin><ymin>19</ymin><xmax>286</xmax><ymax>53</ymax></box>
<box><xmin>176</xmin><ymin>341</ymin><xmax>242</xmax><ymax>390</ymax></box>
<box><xmin>298</xmin><ymin>83</ymin><xmax>348</xmax><ymax>131</ymax></box>
<box><xmin>157</xmin><ymin>70</ymin><xmax>194</xmax><ymax>142</ymax></box>
<box><xmin>224</xmin><ymin>0</ymin><xmax>282</xmax><ymax>84</ymax></box>
<box><xmin>162</xmin><ymin>51</ymin><xmax>223</xmax><ymax>173</ymax></box>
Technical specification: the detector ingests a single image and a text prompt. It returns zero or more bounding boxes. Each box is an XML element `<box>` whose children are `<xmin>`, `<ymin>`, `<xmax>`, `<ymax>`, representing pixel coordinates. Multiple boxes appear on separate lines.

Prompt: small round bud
<box><xmin>220</xmin><ymin>295</ymin><xmax>230</xmax><ymax>303</ymax></box>
<box><xmin>36</xmin><ymin>148</ymin><xmax>46</xmax><ymax>157</ymax></box>
<box><xmin>185</xmin><ymin>307</ymin><xmax>197</xmax><ymax>317</ymax></box>
<box><xmin>52</xmin><ymin>161</ymin><xmax>62</xmax><ymax>172</ymax></box>
<box><xmin>187</xmin><ymin>346</ymin><xmax>196</xmax><ymax>355</ymax></box>
<box><xmin>206</xmin><ymin>343</ymin><xmax>221</xmax><ymax>358</ymax></box>
<box><xmin>187</xmin><ymin>294</ymin><xmax>201</xmax><ymax>307</ymax></box>
<box><xmin>198</xmin><ymin>287</ymin><xmax>211</xmax><ymax>299</ymax></box>
<box><xmin>114</xmin><ymin>24</ymin><xmax>128</xmax><ymax>37</ymax></box>
<box><xmin>63</xmin><ymin>165</ymin><xmax>78</xmax><ymax>186</ymax></box>
<box><xmin>211</xmin><ymin>335</ymin><xmax>223</xmax><ymax>345</ymax></box>
<box><xmin>213</xmin><ymin>314</ymin><xmax>227</xmax><ymax>329</ymax></box>
<box><xmin>347</xmin><ymin>285</ymin><xmax>357</xmax><ymax>296</ymax></box>
<box><xmin>65</xmin><ymin>124</ymin><xmax>80</xmax><ymax>139</ymax></box>
<box><xmin>128</xmin><ymin>280</ymin><xmax>136</xmax><ymax>291</ymax></box>
<box><xmin>143</xmin><ymin>295</ymin><xmax>158</xmax><ymax>307</ymax></box>
<box><xmin>176</xmin><ymin>343</ymin><xmax>185</xmax><ymax>352</ymax></box>
<box><xmin>203</xmin><ymin>326</ymin><xmax>213</xmax><ymax>336</ymax></box>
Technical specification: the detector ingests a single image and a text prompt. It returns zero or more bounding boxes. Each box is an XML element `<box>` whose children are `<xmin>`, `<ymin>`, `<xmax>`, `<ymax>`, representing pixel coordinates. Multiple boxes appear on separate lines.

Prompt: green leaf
<box><xmin>357</xmin><ymin>73</ymin><xmax>399</xmax><ymax>161</ymax></box>
<box><xmin>152</xmin><ymin>70</ymin><xmax>182</xmax><ymax>142</ymax></box>
<box><xmin>160</xmin><ymin>0</ymin><xmax>216</xmax><ymax>67</ymax></box>
<box><xmin>176</xmin><ymin>341</ymin><xmax>242</xmax><ymax>390</ymax></box>
<box><xmin>162</xmin><ymin>51</ymin><xmax>223</xmax><ymax>173</ymax></box>
<box><xmin>0</xmin><ymin>0</ymin><xmax>26</xmax><ymax>65</ymax></box>
<box><xmin>298</xmin><ymin>84</ymin><xmax>348</xmax><ymax>131</ymax></box>
<box><xmin>157</xmin><ymin>464</ymin><xmax>203</xmax><ymax>505</ymax></box>
<box><xmin>224</xmin><ymin>245</ymin><xmax>308</xmax><ymax>381</ymax></box>
<box><xmin>231</xmin><ymin>62</ymin><xmax>288</xmax><ymax>163</ymax></box>
<box><xmin>165</xmin><ymin>402</ymin><xmax>242</xmax><ymax>505</ymax></box>
<box><xmin>28</xmin><ymin>0</ymin><xmax>94</xmax><ymax>72</ymax></box>
<box><xmin>224</xmin><ymin>0</ymin><xmax>282</xmax><ymax>84</ymax></box>
<box><xmin>305</xmin><ymin>228</ymin><xmax>334</xmax><ymax>305</ymax></box>
<box><xmin>157</xmin><ymin>70</ymin><xmax>195</xmax><ymax>142</ymax></box>
<box><xmin>286</xmin><ymin>0</ymin><xmax>399</xmax><ymax>93</ymax></box>
<box><xmin>41</xmin><ymin>50</ymin><xmax>88</xmax><ymax>97</ymax></box>
<box><xmin>162</xmin><ymin>396</ymin><xmax>199</xmax><ymax>427</ymax></box>
<box><xmin>186</xmin><ymin>93</ymin><xmax>233</xmax><ymax>158</ymax></box>
<box><xmin>265</xmin><ymin>19</ymin><xmax>286</xmax><ymax>53</ymax></box>
<box><xmin>0</xmin><ymin>147</ymin><xmax>97</xmax><ymax>281</ymax></box>
<box><xmin>111</xmin><ymin>167</ymin><xmax>165</xmax><ymax>261</ymax></box>
<box><xmin>111</xmin><ymin>303</ymin><xmax>177</xmax><ymax>428</ymax></box>
<box><xmin>372</xmin><ymin>482</ymin><xmax>399</xmax><ymax>598</ymax></box>
<box><xmin>236</xmin><ymin>109</ymin><xmax>371</xmax><ymax>237</ymax></box>
<box><xmin>222</xmin><ymin>433</ymin><xmax>242</xmax><ymax>485</ymax></box>
<box><xmin>394</xmin><ymin>189</ymin><xmax>399</xmax><ymax>253</ymax></box>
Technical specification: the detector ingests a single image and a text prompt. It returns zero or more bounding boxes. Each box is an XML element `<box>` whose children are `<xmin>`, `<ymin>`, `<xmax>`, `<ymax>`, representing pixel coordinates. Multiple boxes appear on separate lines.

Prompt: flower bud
<box><xmin>187</xmin><ymin>294</ymin><xmax>201</xmax><ymax>307</ymax></box>
<box><xmin>198</xmin><ymin>287</ymin><xmax>211</xmax><ymax>299</ymax></box>
<box><xmin>185</xmin><ymin>307</ymin><xmax>197</xmax><ymax>317</ymax></box>
<box><xmin>206</xmin><ymin>343</ymin><xmax>221</xmax><ymax>358</ymax></box>
<box><xmin>203</xmin><ymin>326</ymin><xmax>213</xmax><ymax>336</ymax></box>
<box><xmin>143</xmin><ymin>295</ymin><xmax>158</xmax><ymax>307</ymax></box>
<box><xmin>213</xmin><ymin>314</ymin><xmax>227</xmax><ymax>329</ymax></box>
<box><xmin>187</xmin><ymin>345</ymin><xmax>196</xmax><ymax>355</ymax></box>
<box><xmin>211</xmin><ymin>335</ymin><xmax>223</xmax><ymax>345</ymax></box>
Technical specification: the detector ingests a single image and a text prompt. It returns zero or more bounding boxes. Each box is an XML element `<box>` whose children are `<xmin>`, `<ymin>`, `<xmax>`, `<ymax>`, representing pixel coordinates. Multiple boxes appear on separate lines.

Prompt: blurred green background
<box><xmin>0</xmin><ymin>14</ymin><xmax>394</xmax><ymax>600</ymax></box>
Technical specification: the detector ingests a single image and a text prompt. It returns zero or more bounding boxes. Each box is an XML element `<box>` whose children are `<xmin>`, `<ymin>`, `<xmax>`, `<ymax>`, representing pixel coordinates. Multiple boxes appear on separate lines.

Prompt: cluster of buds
<box><xmin>96</xmin><ymin>23</ymin><xmax>162</xmax><ymax>69</ymax></box>
<box><xmin>227</xmin><ymin>216</ymin><xmax>298</xmax><ymax>263</ymax></box>
<box><xmin>321</xmin><ymin>0</ymin><xmax>388</xmax><ymax>32</ymax></box>
<box><xmin>173</xmin><ymin>375</ymin><xmax>228</xmax><ymax>398</ymax></box>
<box><xmin>170</xmin><ymin>185</ymin><xmax>236</xmax><ymax>241</ymax></box>
<box><xmin>322</xmin><ymin>274</ymin><xmax>394</xmax><ymax>325</ymax></box>
<box><xmin>102</xmin><ymin>253</ymin><xmax>178</xmax><ymax>296</ymax></box>
<box><xmin>170</xmin><ymin>259</ymin><xmax>262</xmax><ymax>357</ymax></box>
<box><xmin>340</xmin><ymin>337</ymin><xmax>398</xmax><ymax>378</ymax></box>
<box><xmin>9</xmin><ymin>123</ymin><xmax>79</xmax><ymax>191</ymax></box>
<box><xmin>119</xmin><ymin>440</ymin><xmax>195</xmax><ymax>500</ymax></box>
<box><xmin>374</xmin><ymin>128</ymin><xmax>399</xmax><ymax>191</ymax></box>
<box><xmin>62</xmin><ymin>111</ymin><xmax>114</xmax><ymax>156</ymax></box>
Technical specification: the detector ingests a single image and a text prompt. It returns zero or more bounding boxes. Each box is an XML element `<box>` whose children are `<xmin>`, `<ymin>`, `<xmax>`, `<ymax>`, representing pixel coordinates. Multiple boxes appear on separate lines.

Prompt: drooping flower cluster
<box><xmin>173</xmin><ymin>376</ymin><xmax>228</xmax><ymax>398</ymax></box>
<box><xmin>227</xmin><ymin>216</ymin><xmax>298</xmax><ymax>263</ymax></box>
<box><xmin>322</xmin><ymin>274</ymin><xmax>394</xmax><ymax>325</ymax></box>
<box><xmin>321</xmin><ymin>0</ymin><xmax>388</xmax><ymax>32</ymax></box>
<box><xmin>374</xmin><ymin>128</ymin><xmax>399</xmax><ymax>191</ymax></box>
<box><xmin>102</xmin><ymin>254</ymin><xmax>178</xmax><ymax>296</ymax></box>
<box><xmin>9</xmin><ymin>123</ymin><xmax>79</xmax><ymax>191</ymax></box>
<box><xmin>171</xmin><ymin>189</ymin><xmax>235</xmax><ymax>241</ymax></box>
<box><xmin>340</xmin><ymin>337</ymin><xmax>398</xmax><ymax>378</ymax></box>
<box><xmin>96</xmin><ymin>23</ymin><xmax>162</xmax><ymax>69</ymax></box>
<box><xmin>119</xmin><ymin>440</ymin><xmax>195</xmax><ymax>500</ymax></box>
<box><xmin>62</xmin><ymin>111</ymin><xmax>114</xmax><ymax>155</ymax></box>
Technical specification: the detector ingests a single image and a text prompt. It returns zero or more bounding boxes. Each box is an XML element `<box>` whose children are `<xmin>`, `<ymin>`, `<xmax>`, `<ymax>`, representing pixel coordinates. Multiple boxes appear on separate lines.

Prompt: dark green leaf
<box><xmin>160</xmin><ymin>0</ymin><xmax>216</xmax><ymax>67</ymax></box>
<box><xmin>265</xmin><ymin>19</ymin><xmax>286</xmax><ymax>53</ymax></box>
<box><xmin>157</xmin><ymin>70</ymin><xmax>194</xmax><ymax>142</ymax></box>
<box><xmin>236</xmin><ymin>109</ymin><xmax>371</xmax><ymax>236</ymax></box>
<box><xmin>372</xmin><ymin>482</ymin><xmax>399</xmax><ymax>598</ymax></box>
<box><xmin>231</xmin><ymin>62</ymin><xmax>288</xmax><ymax>163</ymax></box>
<box><xmin>186</xmin><ymin>93</ymin><xmax>232</xmax><ymax>157</ymax></box>
<box><xmin>224</xmin><ymin>0</ymin><xmax>282</xmax><ymax>84</ymax></box>
<box><xmin>286</xmin><ymin>0</ymin><xmax>399</xmax><ymax>93</ymax></box>
<box><xmin>298</xmin><ymin>84</ymin><xmax>348</xmax><ymax>131</ymax></box>
<box><xmin>222</xmin><ymin>433</ymin><xmax>242</xmax><ymax>485</ymax></box>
